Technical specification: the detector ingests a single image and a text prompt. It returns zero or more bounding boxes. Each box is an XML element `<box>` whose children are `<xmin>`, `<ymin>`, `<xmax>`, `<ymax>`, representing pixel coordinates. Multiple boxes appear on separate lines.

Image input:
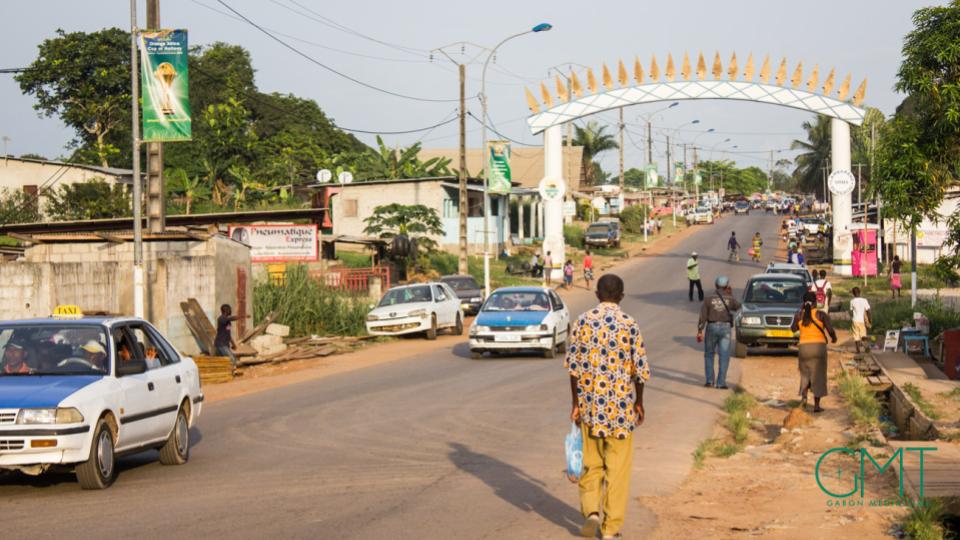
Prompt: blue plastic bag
<box><xmin>564</xmin><ymin>422</ymin><xmax>583</xmax><ymax>482</ymax></box>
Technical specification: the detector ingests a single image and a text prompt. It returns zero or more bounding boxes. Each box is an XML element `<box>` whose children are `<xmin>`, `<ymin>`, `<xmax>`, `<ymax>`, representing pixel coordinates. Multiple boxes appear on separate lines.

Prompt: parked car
<box><xmin>0</xmin><ymin>308</ymin><xmax>203</xmax><ymax>489</ymax></box>
<box><xmin>765</xmin><ymin>262</ymin><xmax>814</xmax><ymax>290</ymax></box>
<box><xmin>734</xmin><ymin>274</ymin><xmax>806</xmax><ymax>357</ymax></box>
<box><xmin>440</xmin><ymin>274</ymin><xmax>484</xmax><ymax>315</ymax></box>
<box><xmin>469</xmin><ymin>286</ymin><xmax>570</xmax><ymax>359</ymax></box>
<box><xmin>764</xmin><ymin>200</ymin><xmax>778</xmax><ymax>212</ymax></box>
<box><xmin>734</xmin><ymin>200</ymin><xmax>750</xmax><ymax>215</ymax></box>
<box><xmin>584</xmin><ymin>221</ymin><xmax>621</xmax><ymax>248</ymax></box>
<box><xmin>366</xmin><ymin>282</ymin><xmax>463</xmax><ymax>339</ymax></box>
<box><xmin>686</xmin><ymin>206</ymin><xmax>714</xmax><ymax>225</ymax></box>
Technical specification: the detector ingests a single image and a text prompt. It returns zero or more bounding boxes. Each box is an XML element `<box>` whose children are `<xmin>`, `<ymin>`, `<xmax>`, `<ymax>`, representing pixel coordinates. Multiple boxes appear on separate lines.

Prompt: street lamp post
<box><xmin>635</xmin><ymin>102</ymin><xmax>679</xmax><ymax>167</ymax></box>
<box><xmin>690</xmin><ymin>128</ymin><xmax>715</xmax><ymax>202</ymax></box>
<box><xmin>480</xmin><ymin>23</ymin><xmax>551</xmax><ymax>297</ymax></box>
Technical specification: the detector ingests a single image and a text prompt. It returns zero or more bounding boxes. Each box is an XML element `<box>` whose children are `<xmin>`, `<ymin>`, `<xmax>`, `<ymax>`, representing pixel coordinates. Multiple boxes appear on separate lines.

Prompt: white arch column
<box><xmin>831</xmin><ymin>118</ymin><xmax>853</xmax><ymax>276</ymax></box>
<box><xmin>543</xmin><ymin>125</ymin><xmax>565</xmax><ymax>282</ymax></box>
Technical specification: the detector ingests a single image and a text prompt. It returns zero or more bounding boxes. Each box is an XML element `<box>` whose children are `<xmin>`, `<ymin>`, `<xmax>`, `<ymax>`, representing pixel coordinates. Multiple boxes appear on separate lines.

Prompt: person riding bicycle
<box><xmin>751</xmin><ymin>232</ymin><xmax>763</xmax><ymax>262</ymax></box>
<box><xmin>727</xmin><ymin>232</ymin><xmax>741</xmax><ymax>262</ymax></box>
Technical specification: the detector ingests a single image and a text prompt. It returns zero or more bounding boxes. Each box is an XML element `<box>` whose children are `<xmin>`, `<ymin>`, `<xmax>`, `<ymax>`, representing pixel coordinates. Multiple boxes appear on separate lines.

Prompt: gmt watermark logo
<box><xmin>814</xmin><ymin>446</ymin><xmax>937</xmax><ymax>507</ymax></box>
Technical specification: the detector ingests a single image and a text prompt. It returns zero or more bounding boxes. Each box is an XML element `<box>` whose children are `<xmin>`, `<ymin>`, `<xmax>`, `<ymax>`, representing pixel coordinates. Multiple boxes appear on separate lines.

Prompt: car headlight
<box><xmin>525</xmin><ymin>324</ymin><xmax>549</xmax><ymax>332</ymax></box>
<box><xmin>408</xmin><ymin>309</ymin><xmax>428</xmax><ymax>319</ymax></box>
<box><xmin>366</xmin><ymin>314</ymin><xmax>379</xmax><ymax>322</ymax></box>
<box><xmin>17</xmin><ymin>407</ymin><xmax>84</xmax><ymax>424</ymax></box>
<box><xmin>474</xmin><ymin>325</ymin><xmax>490</xmax><ymax>333</ymax></box>
<box><xmin>741</xmin><ymin>316</ymin><xmax>763</xmax><ymax>326</ymax></box>
<box><xmin>469</xmin><ymin>297</ymin><xmax>482</xmax><ymax>302</ymax></box>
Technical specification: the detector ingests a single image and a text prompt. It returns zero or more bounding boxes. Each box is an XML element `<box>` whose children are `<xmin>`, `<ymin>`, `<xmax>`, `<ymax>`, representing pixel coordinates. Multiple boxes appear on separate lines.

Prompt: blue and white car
<box><xmin>468</xmin><ymin>286</ymin><xmax>570</xmax><ymax>358</ymax></box>
<box><xmin>0</xmin><ymin>308</ymin><xmax>203</xmax><ymax>489</ymax></box>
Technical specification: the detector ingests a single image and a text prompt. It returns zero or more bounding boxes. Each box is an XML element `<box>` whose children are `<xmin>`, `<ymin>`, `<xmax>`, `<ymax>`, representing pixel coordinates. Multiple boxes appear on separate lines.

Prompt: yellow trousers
<box><xmin>578</xmin><ymin>424</ymin><xmax>634</xmax><ymax>537</ymax></box>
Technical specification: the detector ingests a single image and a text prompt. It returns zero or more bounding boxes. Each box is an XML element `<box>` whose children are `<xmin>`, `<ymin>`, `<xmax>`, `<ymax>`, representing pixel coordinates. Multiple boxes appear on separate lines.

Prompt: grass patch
<box><xmin>692</xmin><ymin>438</ymin><xmax>716</xmax><ymax>469</ymax></box>
<box><xmin>723</xmin><ymin>391</ymin><xmax>756</xmax><ymax>415</ymax></box>
<box><xmin>336</xmin><ymin>250</ymin><xmax>373</xmax><ymax>268</ymax></box>
<box><xmin>723</xmin><ymin>391</ymin><xmax>756</xmax><ymax>445</ymax></box>
<box><xmin>903</xmin><ymin>383</ymin><xmax>942</xmax><ymax>420</ymax></box>
<box><xmin>940</xmin><ymin>387</ymin><xmax>960</xmax><ymax>402</ymax></box>
<box><xmin>712</xmin><ymin>443</ymin><xmax>742</xmax><ymax>458</ymax></box>
<box><xmin>254</xmin><ymin>264</ymin><xmax>370</xmax><ymax>337</ymax></box>
<box><xmin>900</xmin><ymin>497</ymin><xmax>954</xmax><ymax>540</ymax></box>
<box><xmin>836</xmin><ymin>370</ymin><xmax>882</xmax><ymax>428</ymax></box>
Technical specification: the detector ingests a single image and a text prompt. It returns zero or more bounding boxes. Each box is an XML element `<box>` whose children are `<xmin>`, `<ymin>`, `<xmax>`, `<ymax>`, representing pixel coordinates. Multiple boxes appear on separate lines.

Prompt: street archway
<box><xmin>524</xmin><ymin>52</ymin><xmax>868</xmax><ymax>276</ymax></box>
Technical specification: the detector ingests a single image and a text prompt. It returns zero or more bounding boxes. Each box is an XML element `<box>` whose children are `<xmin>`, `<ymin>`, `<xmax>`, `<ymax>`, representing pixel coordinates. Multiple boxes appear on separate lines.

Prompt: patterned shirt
<box><xmin>564</xmin><ymin>302</ymin><xmax>650</xmax><ymax>439</ymax></box>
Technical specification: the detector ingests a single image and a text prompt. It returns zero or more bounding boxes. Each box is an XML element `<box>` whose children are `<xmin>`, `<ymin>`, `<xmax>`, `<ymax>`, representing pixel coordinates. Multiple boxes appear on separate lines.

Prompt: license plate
<box><xmin>494</xmin><ymin>334</ymin><xmax>521</xmax><ymax>343</ymax></box>
<box><xmin>766</xmin><ymin>329</ymin><xmax>793</xmax><ymax>338</ymax></box>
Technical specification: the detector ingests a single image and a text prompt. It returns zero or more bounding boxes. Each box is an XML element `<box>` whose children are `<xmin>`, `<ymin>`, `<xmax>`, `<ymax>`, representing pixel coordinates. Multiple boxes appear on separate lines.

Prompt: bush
<box><xmin>870</xmin><ymin>299</ymin><xmax>960</xmax><ymax>338</ymax></box>
<box><xmin>337</xmin><ymin>251</ymin><xmax>373</xmax><ymax>268</ymax></box>
<box><xmin>836</xmin><ymin>370</ymin><xmax>881</xmax><ymax>427</ymax></box>
<box><xmin>564</xmin><ymin>224</ymin><xmax>585</xmax><ymax>249</ymax></box>
<box><xmin>620</xmin><ymin>205</ymin><xmax>648</xmax><ymax>234</ymax></box>
<box><xmin>254</xmin><ymin>264</ymin><xmax>369</xmax><ymax>337</ymax></box>
<box><xmin>427</xmin><ymin>251</ymin><xmax>458</xmax><ymax>276</ymax></box>
<box><xmin>900</xmin><ymin>497</ymin><xmax>951</xmax><ymax>540</ymax></box>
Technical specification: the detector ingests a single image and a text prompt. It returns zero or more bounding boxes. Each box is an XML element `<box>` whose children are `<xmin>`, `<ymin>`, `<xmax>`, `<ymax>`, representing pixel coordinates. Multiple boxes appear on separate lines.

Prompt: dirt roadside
<box><xmin>203</xmin><ymin>218</ymin><xmax>708</xmax><ymax>404</ymax></box>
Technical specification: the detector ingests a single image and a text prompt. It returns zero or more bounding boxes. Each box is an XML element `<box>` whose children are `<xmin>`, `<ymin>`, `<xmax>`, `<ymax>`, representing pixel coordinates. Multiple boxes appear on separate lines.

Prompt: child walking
<box><xmin>563</xmin><ymin>259</ymin><xmax>574</xmax><ymax>289</ymax></box>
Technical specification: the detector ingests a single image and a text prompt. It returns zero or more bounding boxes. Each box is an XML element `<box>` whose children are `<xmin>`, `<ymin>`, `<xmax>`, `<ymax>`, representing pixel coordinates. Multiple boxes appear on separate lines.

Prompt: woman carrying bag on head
<box><xmin>790</xmin><ymin>291</ymin><xmax>837</xmax><ymax>413</ymax></box>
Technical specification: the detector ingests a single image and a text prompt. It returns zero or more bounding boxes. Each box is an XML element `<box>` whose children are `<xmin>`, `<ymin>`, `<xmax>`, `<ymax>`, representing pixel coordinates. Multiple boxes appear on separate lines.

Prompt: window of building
<box><xmin>442</xmin><ymin>198</ymin><xmax>457</xmax><ymax>218</ymax></box>
<box><xmin>343</xmin><ymin>199</ymin><xmax>358</xmax><ymax>217</ymax></box>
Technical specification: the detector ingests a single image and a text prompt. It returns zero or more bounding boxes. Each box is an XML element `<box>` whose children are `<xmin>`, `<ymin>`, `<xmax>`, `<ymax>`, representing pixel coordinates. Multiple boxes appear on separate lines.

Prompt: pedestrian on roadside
<box><xmin>813</xmin><ymin>269</ymin><xmax>832</xmax><ymax>312</ymax></box>
<box><xmin>890</xmin><ymin>255</ymin><xmax>903</xmax><ymax>298</ymax></box>
<box><xmin>564</xmin><ymin>274</ymin><xmax>650</xmax><ymax>540</ymax></box>
<box><xmin>791</xmin><ymin>291</ymin><xmax>837</xmax><ymax>413</ymax></box>
<box><xmin>751</xmin><ymin>232</ymin><xmax>763</xmax><ymax>262</ymax></box>
<box><xmin>687</xmin><ymin>252</ymin><xmax>704</xmax><ymax>302</ymax></box>
<box><xmin>656</xmin><ymin>218</ymin><xmax>662</xmax><ymax>234</ymax></box>
<box><xmin>543</xmin><ymin>251</ymin><xmax>554</xmax><ymax>287</ymax></box>
<box><xmin>697</xmin><ymin>276</ymin><xmax>741</xmax><ymax>389</ymax></box>
<box><xmin>850</xmin><ymin>287</ymin><xmax>872</xmax><ymax>353</ymax></box>
<box><xmin>215</xmin><ymin>303</ymin><xmax>247</xmax><ymax>367</ymax></box>
<box><xmin>530</xmin><ymin>253</ymin><xmax>543</xmax><ymax>278</ymax></box>
<box><xmin>795</xmin><ymin>246</ymin><xmax>806</xmax><ymax>267</ymax></box>
<box><xmin>583</xmin><ymin>250</ymin><xmax>594</xmax><ymax>290</ymax></box>
<box><xmin>563</xmin><ymin>259</ymin><xmax>574</xmax><ymax>289</ymax></box>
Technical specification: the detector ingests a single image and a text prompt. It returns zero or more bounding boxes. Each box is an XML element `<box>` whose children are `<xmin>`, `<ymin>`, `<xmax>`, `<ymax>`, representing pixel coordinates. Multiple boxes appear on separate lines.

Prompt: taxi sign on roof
<box><xmin>52</xmin><ymin>305</ymin><xmax>84</xmax><ymax>320</ymax></box>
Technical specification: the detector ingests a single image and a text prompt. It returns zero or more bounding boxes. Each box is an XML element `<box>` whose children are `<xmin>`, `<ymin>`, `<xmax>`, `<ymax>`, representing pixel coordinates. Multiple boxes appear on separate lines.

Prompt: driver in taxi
<box><xmin>1</xmin><ymin>337</ymin><xmax>30</xmax><ymax>374</ymax></box>
<box><xmin>80</xmin><ymin>340</ymin><xmax>108</xmax><ymax>371</ymax></box>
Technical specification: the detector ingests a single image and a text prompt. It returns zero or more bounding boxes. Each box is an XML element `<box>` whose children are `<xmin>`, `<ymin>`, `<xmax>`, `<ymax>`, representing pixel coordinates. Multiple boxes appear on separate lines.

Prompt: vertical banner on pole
<box><xmin>488</xmin><ymin>141</ymin><xmax>512</xmax><ymax>194</ymax></box>
<box><xmin>674</xmin><ymin>163</ymin><xmax>684</xmax><ymax>185</ymax></box>
<box><xmin>140</xmin><ymin>29</ymin><xmax>192</xmax><ymax>142</ymax></box>
<box><xmin>644</xmin><ymin>164</ymin><xmax>658</xmax><ymax>189</ymax></box>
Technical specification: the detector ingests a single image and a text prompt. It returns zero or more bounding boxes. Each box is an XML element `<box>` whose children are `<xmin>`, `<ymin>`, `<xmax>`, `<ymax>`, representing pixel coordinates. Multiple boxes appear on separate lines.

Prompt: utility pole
<box><xmin>693</xmin><ymin>146</ymin><xmax>699</xmax><ymax>201</ymax></box>
<box><xmin>618</xmin><ymin>107</ymin><xmax>624</xmax><ymax>194</ymax></box>
<box><xmin>665</xmin><ymin>136</ymin><xmax>672</xmax><ymax>184</ymax></box>
<box><xmin>768</xmin><ymin>149</ymin><xmax>774</xmax><ymax>191</ymax></box>
<box><xmin>457</xmin><ymin>63</ymin><xmax>468</xmax><ymax>275</ymax></box>
<box><xmin>130</xmin><ymin>0</ymin><xmax>144</xmax><ymax>318</ymax></box>
<box><xmin>146</xmin><ymin>0</ymin><xmax>164</xmax><ymax>233</ymax></box>
<box><xmin>646</xmin><ymin>120</ymin><xmax>653</xmax><ymax>165</ymax></box>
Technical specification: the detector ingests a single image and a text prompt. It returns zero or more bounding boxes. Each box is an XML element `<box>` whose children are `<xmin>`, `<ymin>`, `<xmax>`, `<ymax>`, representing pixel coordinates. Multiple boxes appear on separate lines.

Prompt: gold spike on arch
<box><xmin>524</xmin><ymin>87</ymin><xmax>540</xmax><ymax>114</ymax></box>
<box><xmin>728</xmin><ymin>52</ymin><xmax>738</xmax><ymax>79</ymax></box>
<box><xmin>806</xmin><ymin>65</ymin><xmax>819</xmax><ymax>93</ymax></box>
<box><xmin>743</xmin><ymin>53</ymin><xmax>755</xmax><ymax>80</ymax></box>
<box><xmin>759</xmin><ymin>55</ymin><xmax>771</xmax><ymax>83</ymax></box>
<box><xmin>822</xmin><ymin>68</ymin><xmax>836</xmax><ymax>95</ymax></box>
<box><xmin>618</xmin><ymin>60</ymin><xmax>628</xmax><ymax>87</ymax></box>
<box><xmin>712</xmin><ymin>52</ymin><xmax>723</xmax><ymax>79</ymax></box>
<box><xmin>853</xmin><ymin>78</ymin><xmax>867</xmax><ymax>106</ymax></box>
<box><xmin>681</xmin><ymin>52</ymin><xmax>692</xmax><ymax>80</ymax></box>
<box><xmin>665</xmin><ymin>53</ymin><xmax>676</xmax><ymax>81</ymax></box>
<box><xmin>838</xmin><ymin>73</ymin><xmax>852</xmax><ymax>100</ymax></box>
<box><xmin>571</xmin><ymin>71</ymin><xmax>583</xmax><ymax>98</ymax></box>
<box><xmin>696</xmin><ymin>52</ymin><xmax>707</xmax><ymax>80</ymax></box>
<box><xmin>540</xmin><ymin>82</ymin><xmax>553</xmax><ymax>108</ymax></box>
<box><xmin>650</xmin><ymin>55</ymin><xmax>660</xmax><ymax>81</ymax></box>
<box><xmin>555</xmin><ymin>75</ymin><xmax>568</xmax><ymax>103</ymax></box>
<box><xmin>790</xmin><ymin>61</ymin><xmax>804</xmax><ymax>88</ymax></box>
<box><xmin>586</xmin><ymin>68</ymin><xmax>598</xmax><ymax>94</ymax></box>
<box><xmin>602</xmin><ymin>63</ymin><xmax>614</xmax><ymax>91</ymax></box>
<box><xmin>634</xmin><ymin>57</ymin><xmax>644</xmax><ymax>84</ymax></box>
<box><xmin>775</xmin><ymin>58</ymin><xmax>787</xmax><ymax>86</ymax></box>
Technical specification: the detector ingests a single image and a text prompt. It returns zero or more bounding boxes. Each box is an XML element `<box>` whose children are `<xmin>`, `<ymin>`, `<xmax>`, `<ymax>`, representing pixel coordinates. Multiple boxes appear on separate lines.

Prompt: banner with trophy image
<box><xmin>140</xmin><ymin>29</ymin><xmax>191</xmax><ymax>142</ymax></box>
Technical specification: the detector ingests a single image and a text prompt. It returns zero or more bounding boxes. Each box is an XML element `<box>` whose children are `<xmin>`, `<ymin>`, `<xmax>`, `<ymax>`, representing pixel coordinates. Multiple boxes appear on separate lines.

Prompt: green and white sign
<box><xmin>487</xmin><ymin>141</ymin><xmax>512</xmax><ymax>194</ymax></box>
<box><xmin>694</xmin><ymin>171</ymin><xmax>703</xmax><ymax>186</ymax></box>
<box><xmin>674</xmin><ymin>163</ymin><xmax>684</xmax><ymax>184</ymax></box>
<box><xmin>644</xmin><ymin>164</ymin><xmax>658</xmax><ymax>188</ymax></box>
<box><xmin>140</xmin><ymin>29</ymin><xmax>192</xmax><ymax>142</ymax></box>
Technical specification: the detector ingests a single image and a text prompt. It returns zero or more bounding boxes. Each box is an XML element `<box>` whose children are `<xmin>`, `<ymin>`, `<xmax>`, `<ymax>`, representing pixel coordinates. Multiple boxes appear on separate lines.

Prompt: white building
<box><xmin>0</xmin><ymin>156</ymin><xmax>132</xmax><ymax>218</ymax></box>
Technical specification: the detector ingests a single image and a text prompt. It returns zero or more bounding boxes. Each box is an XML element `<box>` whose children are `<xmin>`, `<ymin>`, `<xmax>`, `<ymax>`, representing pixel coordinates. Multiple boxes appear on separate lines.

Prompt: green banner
<box><xmin>674</xmin><ymin>163</ymin><xmax>684</xmax><ymax>184</ymax></box>
<box><xmin>140</xmin><ymin>29</ymin><xmax>191</xmax><ymax>142</ymax></box>
<box><xmin>488</xmin><ymin>141</ymin><xmax>512</xmax><ymax>194</ymax></box>
<box><xmin>644</xmin><ymin>164</ymin><xmax>658</xmax><ymax>189</ymax></box>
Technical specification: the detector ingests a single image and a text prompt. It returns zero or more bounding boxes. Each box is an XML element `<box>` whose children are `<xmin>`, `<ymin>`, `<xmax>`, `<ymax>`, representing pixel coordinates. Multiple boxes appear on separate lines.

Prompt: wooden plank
<box><xmin>239</xmin><ymin>311</ymin><xmax>274</xmax><ymax>344</ymax></box>
<box><xmin>180</xmin><ymin>300</ymin><xmax>216</xmax><ymax>354</ymax></box>
<box><xmin>187</xmin><ymin>298</ymin><xmax>218</xmax><ymax>347</ymax></box>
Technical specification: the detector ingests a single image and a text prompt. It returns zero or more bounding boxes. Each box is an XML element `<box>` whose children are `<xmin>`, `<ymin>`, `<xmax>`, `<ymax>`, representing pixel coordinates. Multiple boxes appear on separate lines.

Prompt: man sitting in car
<box><xmin>2</xmin><ymin>337</ymin><xmax>30</xmax><ymax>374</ymax></box>
<box><xmin>80</xmin><ymin>340</ymin><xmax>108</xmax><ymax>371</ymax></box>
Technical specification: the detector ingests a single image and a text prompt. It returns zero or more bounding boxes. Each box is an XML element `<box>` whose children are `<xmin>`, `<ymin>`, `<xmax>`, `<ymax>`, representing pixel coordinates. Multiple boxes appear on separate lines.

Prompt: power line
<box><xmin>467</xmin><ymin>111</ymin><xmax>536</xmax><ymax>147</ymax></box>
<box><xmin>213</xmin><ymin>0</ymin><xmax>464</xmax><ymax>103</ymax></box>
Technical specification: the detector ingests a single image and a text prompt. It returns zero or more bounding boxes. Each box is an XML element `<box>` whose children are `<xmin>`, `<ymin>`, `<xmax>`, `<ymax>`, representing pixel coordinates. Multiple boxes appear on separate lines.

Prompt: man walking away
<box><xmin>697</xmin><ymin>276</ymin><xmax>741</xmax><ymax>388</ymax></box>
<box><xmin>215</xmin><ymin>304</ymin><xmax>246</xmax><ymax>367</ymax></box>
<box><xmin>565</xmin><ymin>274</ymin><xmax>650</xmax><ymax>539</ymax></box>
<box><xmin>850</xmin><ymin>287</ymin><xmax>872</xmax><ymax>353</ymax></box>
<box><xmin>544</xmin><ymin>251</ymin><xmax>554</xmax><ymax>287</ymax></box>
<box><xmin>813</xmin><ymin>270</ymin><xmax>832</xmax><ymax>312</ymax></box>
<box><xmin>687</xmin><ymin>252</ymin><xmax>704</xmax><ymax>302</ymax></box>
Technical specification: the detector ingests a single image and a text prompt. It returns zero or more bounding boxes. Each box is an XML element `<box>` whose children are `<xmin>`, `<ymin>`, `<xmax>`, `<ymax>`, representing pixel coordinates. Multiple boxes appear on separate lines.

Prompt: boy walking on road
<box><xmin>850</xmin><ymin>287</ymin><xmax>872</xmax><ymax>353</ymax></box>
<box><xmin>687</xmin><ymin>252</ymin><xmax>704</xmax><ymax>302</ymax></box>
<box><xmin>565</xmin><ymin>274</ymin><xmax>650</xmax><ymax>540</ymax></box>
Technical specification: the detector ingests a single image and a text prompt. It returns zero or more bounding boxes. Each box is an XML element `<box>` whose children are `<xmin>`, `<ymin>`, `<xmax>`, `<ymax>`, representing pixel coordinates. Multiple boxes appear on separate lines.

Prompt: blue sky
<box><xmin>0</xmin><ymin>0</ymin><xmax>938</xmax><ymax>174</ymax></box>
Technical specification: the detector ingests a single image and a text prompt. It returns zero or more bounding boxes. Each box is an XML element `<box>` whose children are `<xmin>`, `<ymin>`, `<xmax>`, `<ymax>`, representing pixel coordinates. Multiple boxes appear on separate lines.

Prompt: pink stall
<box><xmin>852</xmin><ymin>229</ymin><xmax>878</xmax><ymax>277</ymax></box>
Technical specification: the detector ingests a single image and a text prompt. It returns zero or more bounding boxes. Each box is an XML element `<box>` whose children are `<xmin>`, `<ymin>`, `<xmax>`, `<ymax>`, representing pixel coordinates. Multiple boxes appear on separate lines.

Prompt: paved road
<box><xmin>2</xmin><ymin>212</ymin><xmax>783</xmax><ymax>539</ymax></box>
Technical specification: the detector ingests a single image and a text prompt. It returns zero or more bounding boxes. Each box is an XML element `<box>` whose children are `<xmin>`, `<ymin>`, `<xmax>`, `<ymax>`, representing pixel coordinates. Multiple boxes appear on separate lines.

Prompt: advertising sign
<box><xmin>140</xmin><ymin>29</ymin><xmax>192</xmax><ymax>142</ymax></box>
<box><xmin>674</xmin><ymin>163</ymin><xmax>684</xmax><ymax>184</ymax></box>
<box><xmin>488</xmin><ymin>141</ymin><xmax>512</xmax><ymax>194</ymax></box>
<box><xmin>228</xmin><ymin>224</ymin><xmax>319</xmax><ymax>262</ymax></box>
<box><xmin>562</xmin><ymin>200</ymin><xmax>577</xmax><ymax>217</ymax></box>
<box><xmin>828</xmin><ymin>170</ymin><xmax>856</xmax><ymax>196</ymax></box>
<box><xmin>644</xmin><ymin>164</ymin><xmax>658</xmax><ymax>188</ymax></box>
<box><xmin>537</xmin><ymin>176</ymin><xmax>566</xmax><ymax>201</ymax></box>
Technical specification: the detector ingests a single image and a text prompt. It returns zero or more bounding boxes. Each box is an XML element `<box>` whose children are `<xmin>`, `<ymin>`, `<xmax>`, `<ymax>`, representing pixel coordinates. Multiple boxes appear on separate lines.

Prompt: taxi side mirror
<box><xmin>117</xmin><ymin>359</ymin><xmax>147</xmax><ymax>377</ymax></box>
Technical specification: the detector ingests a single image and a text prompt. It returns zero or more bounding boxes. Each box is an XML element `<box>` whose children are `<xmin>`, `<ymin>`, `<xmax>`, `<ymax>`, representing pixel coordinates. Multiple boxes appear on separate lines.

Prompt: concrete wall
<box><xmin>14</xmin><ymin>236</ymin><xmax>251</xmax><ymax>355</ymax></box>
<box><xmin>0</xmin><ymin>159</ymin><xmax>124</xmax><ymax>218</ymax></box>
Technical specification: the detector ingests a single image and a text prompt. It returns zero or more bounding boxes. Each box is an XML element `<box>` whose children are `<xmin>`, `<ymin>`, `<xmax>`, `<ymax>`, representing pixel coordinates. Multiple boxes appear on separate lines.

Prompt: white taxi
<box><xmin>0</xmin><ymin>307</ymin><xmax>203</xmax><ymax>489</ymax></box>
<box><xmin>468</xmin><ymin>287</ymin><xmax>570</xmax><ymax>358</ymax></box>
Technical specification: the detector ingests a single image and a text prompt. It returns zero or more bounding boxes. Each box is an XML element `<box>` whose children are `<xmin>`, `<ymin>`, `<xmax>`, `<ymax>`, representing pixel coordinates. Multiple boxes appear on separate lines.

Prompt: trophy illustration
<box><xmin>154</xmin><ymin>62</ymin><xmax>178</xmax><ymax>116</ymax></box>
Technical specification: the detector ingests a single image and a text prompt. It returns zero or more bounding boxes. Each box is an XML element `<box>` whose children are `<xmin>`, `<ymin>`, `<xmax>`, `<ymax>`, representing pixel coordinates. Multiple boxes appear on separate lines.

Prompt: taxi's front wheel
<box><xmin>76</xmin><ymin>418</ymin><xmax>116</xmax><ymax>490</ymax></box>
<box><xmin>159</xmin><ymin>405</ymin><xmax>190</xmax><ymax>466</ymax></box>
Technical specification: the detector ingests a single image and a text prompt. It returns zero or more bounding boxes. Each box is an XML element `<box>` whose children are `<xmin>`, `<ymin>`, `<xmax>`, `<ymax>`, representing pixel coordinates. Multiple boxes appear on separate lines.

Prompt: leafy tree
<box><xmin>16</xmin><ymin>28</ymin><xmax>131</xmax><ymax>167</ymax></box>
<box><xmin>698</xmin><ymin>160</ymin><xmax>769</xmax><ymax>195</ymax></box>
<box><xmin>45</xmin><ymin>179</ymin><xmax>130</xmax><ymax>221</ymax></box>
<box><xmin>363</xmin><ymin>203</ymin><xmax>444</xmax><ymax>252</ymax></box>
<box><xmin>592</xmin><ymin>162</ymin><xmax>612</xmax><ymax>184</ymax></box>
<box><xmin>623</xmin><ymin>167</ymin><xmax>645</xmax><ymax>188</ymax></box>
<box><xmin>18</xmin><ymin>153</ymin><xmax>48</xmax><ymax>161</ymax></box>
<box><xmin>790</xmin><ymin>115</ymin><xmax>831</xmax><ymax>197</ymax></box>
<box><xmin>358</xmin><ymin>137</ymin><xmax>451</xmax><ymax>179</ymax></box>
<box><xmin>871</xmin><ymin>116</ymin><xmax>945</xmax><ymax>229</ymax></box>
<box><xmin>196</xmin><ymin>98</ymin><xmax>257</xmax><ymax>205</ymax></box>
<box><xmin>0</xmin><ymin>189</ymin><xmax>41</xmax><ymax>225</ymax></box>
<box><xmin>572</xmin><ymin>121</ymin><xmax>618</xmax><ymax>186</ymax></box>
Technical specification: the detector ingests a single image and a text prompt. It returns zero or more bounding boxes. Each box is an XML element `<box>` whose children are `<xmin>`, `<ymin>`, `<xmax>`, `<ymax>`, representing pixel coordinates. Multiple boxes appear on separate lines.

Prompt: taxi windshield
<box><xmin>483</xmin><ymin>291</ymin><xmax>551</xmax><ymax>312</ymax></box>
<box><xmin>744</xmin><ymin>279</ymin><xmax>806</xmax><ymax>304</ymax></box>
<box><xmin>0</xmin><ymin>325</ymin><xmax>109</xmax><ymax>376</ymax></box>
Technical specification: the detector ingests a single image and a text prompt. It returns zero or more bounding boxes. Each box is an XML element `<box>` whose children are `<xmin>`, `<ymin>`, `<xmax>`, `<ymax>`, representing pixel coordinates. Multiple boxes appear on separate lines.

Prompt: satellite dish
<box><xmin>316</xmin><ymin>169</ymin><xmax>332</xmax><ymax>183</ymax></box>
<box><xmin>338</xmin><ymin>171</ymin><xmax>354</xmax><ymax>184</ymax></box>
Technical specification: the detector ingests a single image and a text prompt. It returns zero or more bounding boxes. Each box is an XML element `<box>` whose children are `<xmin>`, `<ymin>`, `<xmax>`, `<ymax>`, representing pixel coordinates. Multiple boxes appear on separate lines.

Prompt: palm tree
<box><xmin>791</xmin><ymin>115</ymin><xmax>831</xmax><ymax>198</ymax></box>
<box><xmin>572</xmin><ymin>121</ymin><xmax>618</xmax><ymax>187</ymax></box>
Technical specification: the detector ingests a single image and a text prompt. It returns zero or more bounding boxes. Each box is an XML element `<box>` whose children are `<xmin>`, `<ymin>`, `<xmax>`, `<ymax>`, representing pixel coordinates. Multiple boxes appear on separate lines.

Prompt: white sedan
<box><xmin>366</xmin><ymin>282</ymin><xmax>464</xmax><ymax>339</ymax></box>
<box><xmin>468</xmin><ymin>287</ymin><xmax>571</xmax><ymax>358</ymax></box>
<box><xmin>0</xmin><ymin>308</ymin><xmax>202</xmax><ymax>489</ymax></box>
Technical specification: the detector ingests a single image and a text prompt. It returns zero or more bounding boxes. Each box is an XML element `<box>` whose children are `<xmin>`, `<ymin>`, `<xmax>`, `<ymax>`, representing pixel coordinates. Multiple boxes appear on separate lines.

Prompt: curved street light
<box><xmin>480</xmin><ymin>23</ymin><xmax>552</xmax><ymax>296</ymax></box>
<box><xmin>635</xmin><ymin>102</ymin><xmax>679</xmax><ymax>165</ymax></box>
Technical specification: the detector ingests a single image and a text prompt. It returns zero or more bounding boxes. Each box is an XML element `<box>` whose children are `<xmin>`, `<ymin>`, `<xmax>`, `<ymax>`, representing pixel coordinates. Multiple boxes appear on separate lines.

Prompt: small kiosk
<box><xmin>852</xmin><ymin>229</ymin><xmax>878</xmax><ymax>277</ymax></box>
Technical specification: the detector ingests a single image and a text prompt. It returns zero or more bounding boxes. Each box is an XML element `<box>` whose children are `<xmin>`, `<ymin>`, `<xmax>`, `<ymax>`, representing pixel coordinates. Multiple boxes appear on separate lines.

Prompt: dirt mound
<box><xmin>782</xmin><ymin>406</ymin><xmax>812</xmax><ymax>429</ymax></box>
